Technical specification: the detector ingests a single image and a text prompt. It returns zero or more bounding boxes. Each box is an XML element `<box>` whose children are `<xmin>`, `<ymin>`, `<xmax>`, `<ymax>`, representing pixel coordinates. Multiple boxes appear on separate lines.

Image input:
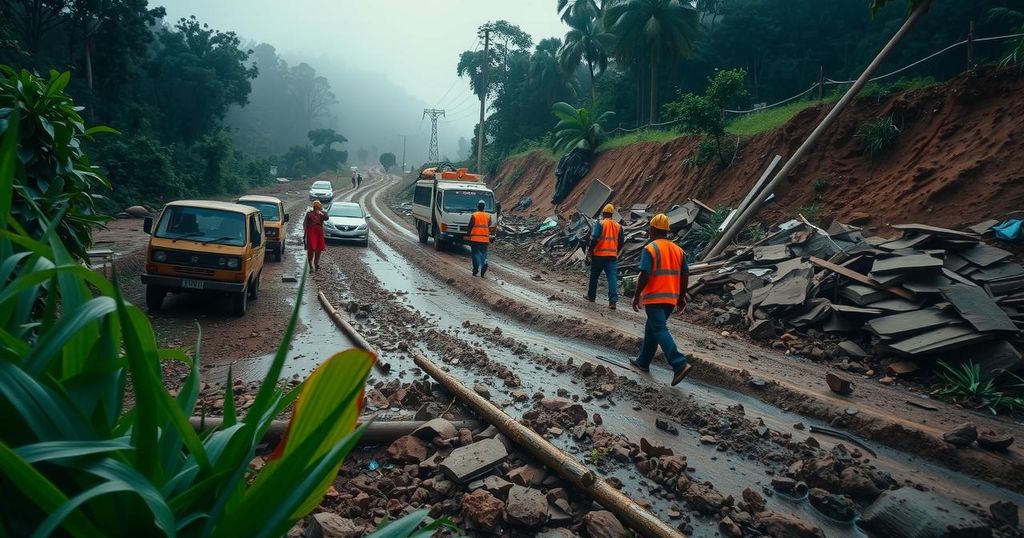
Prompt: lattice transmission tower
<box><xmin>422</xmin><ymin>108</ymin><xmax>445</xmax><ymax>162</ymax></box>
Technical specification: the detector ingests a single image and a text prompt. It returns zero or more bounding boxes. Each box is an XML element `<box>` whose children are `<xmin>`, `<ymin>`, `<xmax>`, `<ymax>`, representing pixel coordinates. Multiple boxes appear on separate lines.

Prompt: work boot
<box><xmin>480</xmin><ymin>264</ymin><xmax>488</xmax><ymax>277</ymax></box>
<box><xmin>671</xmin><ymin>364</ymin><xmax>693</xmax><ymax>386</ymax></box>
<box><xmin>472</xmin><ymin>268</ymin><xmax>478</xmax><ymax>276</ymax></box>
<box><xmin>628</xmin><ymin>358</ymin><xmax>650</xmax><ymax>373</ymax></box>
<box><xmin>583</xmin><ymin>295</ymin><xmax>595</xmax><ymax>303</ymax></box>
<box><xmin>609</xmin><ymin>302</ymin><xmax>616</xmax><ymax>310</ymax></box>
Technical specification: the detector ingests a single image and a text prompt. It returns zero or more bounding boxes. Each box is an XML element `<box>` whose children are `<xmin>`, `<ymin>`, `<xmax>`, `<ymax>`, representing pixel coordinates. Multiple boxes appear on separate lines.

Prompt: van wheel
<box><xmin>248</xmin><ymin>273</ymin><xmax>260</xmax><ymax>300</ymax></box>
<box><xmin>276</xmin><ymin>245</ymin><xmax>284</xmax><ymax>262</ymax></box>
<box><xmin>146</xmin><ymin>286</ymin><xmax>165</xmax><ymax>312</ymax></box>
<box><xmin>232</xmin><ymin>290</ymin><xmax>248</xmax><ymax>316</ymax></box>
<box><xmin>417</xmin><ymin>222</ymin><xmax>428</xmax><ymax>243</ymax></box>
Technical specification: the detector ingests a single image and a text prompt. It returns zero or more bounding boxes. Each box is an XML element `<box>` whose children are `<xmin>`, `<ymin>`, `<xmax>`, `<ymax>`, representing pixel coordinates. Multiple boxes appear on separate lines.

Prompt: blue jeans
<box><xmin>635</xmin><ymin>304</ymin><xmax>688</xmax><ymax>373</ymax></box>
<box><xmin>587</xmin><ymin>257</ymin><xmax>618</xmax><ymax>304</ymax></box>
<box><xmin>471</xmin><ymin>243</ymin><xmax>488</xmax><ymax>272</ymax></box>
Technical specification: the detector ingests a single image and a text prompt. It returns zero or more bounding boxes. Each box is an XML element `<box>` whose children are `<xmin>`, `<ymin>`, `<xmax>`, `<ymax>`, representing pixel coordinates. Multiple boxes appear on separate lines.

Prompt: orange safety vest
<box><xmin>593</xmin><ymin>218</ymin><xmax>621</xmax><ymax>258</ymax></box>
<box><xmin>640</xmin><ymin>238</ymin><xmax>684</xmax><ymax>306</ymax></box>
<box><xmin>467</xmin><ymin>211</ymin><xmax>491</xmax><ymax>243</ymax></box>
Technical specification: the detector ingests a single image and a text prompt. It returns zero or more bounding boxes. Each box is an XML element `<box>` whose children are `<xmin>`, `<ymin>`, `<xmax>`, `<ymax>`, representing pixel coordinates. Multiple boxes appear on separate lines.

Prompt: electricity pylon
<box><xmin>422</xmin><ymin>108</ymin><xmax>445</xmax><ymax>163</ymax></box>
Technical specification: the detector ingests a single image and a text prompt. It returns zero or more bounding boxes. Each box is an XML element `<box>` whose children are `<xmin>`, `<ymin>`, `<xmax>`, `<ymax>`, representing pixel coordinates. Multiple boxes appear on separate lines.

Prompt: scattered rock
<box><xmin>990</xmin><ymin>500</ymin><xmax>1019</xmax><ymax>528</ymax></box>
<box><xmin>508</xmin><ymin>464</ymin><xmax>548</xmax><ymax>487</ymax></box>
<box><xmin>640</xmin><ymin>438</ymin><xmax>673</xmax><ymax>457</ymax></box>
<box><xmin>699</xmin><ymin>435</ymin><xmax>718</xmax><ymax>445</ymax></box>
<box><xmin>742</xmin><ymin>487</ymin><xmax>766</xmax><ymax>512</ymax></box>
<box><xmin>504</xmin><ymin>485</ymin><xmax>548</xmax><ymax>528</ymax></box>
<box><xmin>441</xmin><ymin>438</ymin><xmax>508</xmax><ymax>483</ymax></box>
<box><xmin>386</xmin><ymin>435</ymin><xmax>428</xmax><ymax>463</ymax></box>
<box><xmin>461</xmin><ymin>489</ymin><xmax>505</xmax><ymax>530</ymax></box>
<box><xmin>579</xmin><ymin>362</ymin><xmax>595</xmax><ymax>376</ymax></box>
<box><xmin>655</xmin><ymin>418</ymin><xmax>679</xmax><ymax>435</ymax></box>
<box><xmin>474</xmin><ymin>384</ymin><xmax>491</xmax><ymax>399</ymax></box>
<box><xmin>124</xmin><ymin>205</ymin><xmax>151</xmax><ymax>218</ymax></box>
<box><xmin>593</xmin><ymin>413</ymin><xmax>603</xmax><ymax>426</ymax></box>
<box><xmin>977</xmin><ymin>429</ymin><xmax>1014</xmax><ymax>451</ymax></box>
<box><xmin>304</xmin><ymin>513</ymin><xmax>362</xmax><ymax>538</ymax></box>
<box><xmin>860</xmin><ymin>487</ymin><xmax>990</xmax><ymax>538</ymax></box>
<box><xmin>838</xmin><ymin>467</ymin><xmax>882</xmax><ymax>501</ymax></box>
<box><xmin>756</xmin><ymin>511</ymin><xmax>825</xmax><ymax>538</ymax></box>
<box><xmin>942</xmin><ymin>422</ymin><xmax>977</xmax><ymax>447</ymax></box>
<box><xmin>771</xmin><ymin>477</ymin><xmax>808</xmax><ymax>497</ymax></box>
<box><xmin>411</xmin><ymin>418</ymin><xmax>457</xmax><ymax>440</ymax></box>
<box><xmin>719</xmin><ymin>515</ymin><xmax>743</xmax><ymax>538</ymax></box>
<box><xmin>682</xmin><ymin>482</ymin><xmax>728</xmax><ymax>514</ymax></box>
<box><xmin>583</xmin><ymin>510</ymin><xmax>626</xmax><ymax>538</ymax></box>
<box><xmin>748</xmin><ymin>319</ymin><xmax>776</xmax><ymax>340</ymax></box>
<box><xmin>808</xmin><ymin>488</ymin><xmax>856</xmax><ymax>522</ymax></box>
<box><xmin>837</xmin><ymin>340</ymin><xmax>868</xmax><ymax>358</ymax></box>
<box><xmin>826</xmin><ymin>372</ymin><xmax>854</xmax><ymax>395</ymax></box>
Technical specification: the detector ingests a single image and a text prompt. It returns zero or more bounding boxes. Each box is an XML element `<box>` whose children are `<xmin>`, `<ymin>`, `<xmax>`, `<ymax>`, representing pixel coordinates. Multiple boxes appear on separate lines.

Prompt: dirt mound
<box><xmin>492</xmin><ymin>66</ymin><xmax>1024</xmax><ymax>230</ymax></box>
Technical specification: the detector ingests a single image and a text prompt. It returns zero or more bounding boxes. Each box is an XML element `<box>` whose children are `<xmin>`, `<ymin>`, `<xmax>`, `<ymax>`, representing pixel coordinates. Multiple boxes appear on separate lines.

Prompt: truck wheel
<box><xmin>434</xmin><ymin>236</ymin><xmax>445</xmax><ymax>251</ymax></box>
<box><xmin>146</xmin><ymin>286</ymin><xmax>165</xmax><ymax>312</ymax></box>
<box><xmin>276</xmin><ymin>245</ymin><xmax>284</xmax><ymax>262</ymax></box>
<box><xmin>248</xmin><ymin>273</ymin><xmax>260</xmax><ymax>300</ymax></box>
<box><xmin>232</xmin><ymin>290</ymin><xmax>248</xmax><ymax>316</ymax></box>
<box><xmin>417</xmin><ymin>222</ymin><xmax>428</xmax><ymax>244</ymax></box>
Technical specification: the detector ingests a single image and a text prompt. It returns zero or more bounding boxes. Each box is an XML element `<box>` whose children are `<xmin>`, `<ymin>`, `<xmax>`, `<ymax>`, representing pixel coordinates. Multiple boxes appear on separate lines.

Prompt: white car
<box><xmin>324</xmin><ymin>202</ymin><xmax>370</xmax><ymax>247</ymax></box>
<box><xmin>308</xmin><ymin>180</ymin><xmax>334</xmax><ymax>203</ymax></box>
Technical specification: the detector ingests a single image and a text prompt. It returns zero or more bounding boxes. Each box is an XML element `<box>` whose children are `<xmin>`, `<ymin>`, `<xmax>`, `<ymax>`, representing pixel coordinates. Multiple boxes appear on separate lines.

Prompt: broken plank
<box><xmin>939</xmin><ymin>284</ymin><xmax>1018</xmax><ymax>333</ymax></box>
<box><xmin>809</xmin><ymin>256</ymin><xmax>916</xmax><ymax>300</ymax></box>
<box><xmin>891</xmin><ymin>223</ymin><xmax>980</xmax><ymax>241</ymax></box>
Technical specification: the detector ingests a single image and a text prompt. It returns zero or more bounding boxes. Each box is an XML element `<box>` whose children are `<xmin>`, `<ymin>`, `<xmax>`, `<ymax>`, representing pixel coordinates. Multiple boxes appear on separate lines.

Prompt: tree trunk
<box><xmin>84</xmin><ymin>36</ymin><xmax>95</xmax><ymax>122</ymax></box>
<box><xmin>648</xmin><ymin>47</ymin><xmax>657</xmax><ymax>124</ymax></box>
<box><xmin>588</xmin><ymin>60</ymin><xmax>596</xmax><ymax>107</ymax></box>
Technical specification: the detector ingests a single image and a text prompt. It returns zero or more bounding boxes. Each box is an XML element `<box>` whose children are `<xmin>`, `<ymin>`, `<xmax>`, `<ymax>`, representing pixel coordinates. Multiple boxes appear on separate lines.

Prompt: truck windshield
<box><xmin>238</xmin><ymin>201</ymin><xmax>280</xmax><ymax>221</ymax></box>
<box><xmin>443</xmin><ymin>191</ymin><xmax>494</xmax><ymax>213</ymax></box>
<box><xmin>154</xmin><ymin>206</ymin><xmax>247</xmax><ymax>247</ymax></box>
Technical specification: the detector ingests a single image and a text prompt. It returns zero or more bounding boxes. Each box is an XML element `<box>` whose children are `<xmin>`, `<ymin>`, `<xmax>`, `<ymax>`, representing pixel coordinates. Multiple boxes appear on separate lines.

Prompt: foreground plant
<box><xmin>0</xmin><ymin>113</ymin><xmax>440</xmax><ymax>535</ymax></box>
<box><xmin>936</xmin><ymin>361</ymin><xmax>1024</xmax><ymax>416</ymax></box>
<box><xmin>551</xmin><ymin>102</ymin><xmax>614</xmax><ymax>154</ymax></box>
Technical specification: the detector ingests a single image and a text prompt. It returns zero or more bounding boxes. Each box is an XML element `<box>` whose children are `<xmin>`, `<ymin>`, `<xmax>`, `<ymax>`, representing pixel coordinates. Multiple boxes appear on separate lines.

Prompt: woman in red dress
<box><xmin>304</xmin><ymin>200</ymin><xmax>328</xmax><ymax>272</ymax></box>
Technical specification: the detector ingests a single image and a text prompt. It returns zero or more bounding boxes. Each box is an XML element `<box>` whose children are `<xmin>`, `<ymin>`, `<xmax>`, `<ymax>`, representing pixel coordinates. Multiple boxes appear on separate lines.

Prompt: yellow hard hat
<box><xmin>602</xmin><ymin>203</ymin><xmax>615</xmax><ymax>214</ymax></box>
<box><xmin>650</xmin><ymin>213</ymin><xmax>670</xmax><ymax>231</ymax></box>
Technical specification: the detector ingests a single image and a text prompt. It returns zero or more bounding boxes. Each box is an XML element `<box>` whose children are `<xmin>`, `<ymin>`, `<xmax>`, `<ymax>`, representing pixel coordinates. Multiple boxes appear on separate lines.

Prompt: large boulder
<box><xmin>504</xmin><ymin>485</ymin><xmax>548</xmax><ymax>528</ymax></box>
<box><xmin>582</xmin><ymin>510</ymin><xmax>627</xmax><ymax>538</ymax></box>
<box><xmin>304</xmin><ymin>513</ymin><xmax>362</xmax><ymax>538</ymax></box>
<box><xmin>386</xmin><ymin>435</ymin><xmax>428</xmax><ymax>463</ymax></box>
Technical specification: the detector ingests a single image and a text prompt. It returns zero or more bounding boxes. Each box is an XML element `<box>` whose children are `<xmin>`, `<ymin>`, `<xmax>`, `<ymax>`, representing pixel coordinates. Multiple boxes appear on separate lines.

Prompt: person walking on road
<box><xmin>630</xmin><ymin>213</ymin><xmax>693</xmax><ymax>386</ymax></box>
<box><xmin>586</xmin><ymin>203</ymin><xmax>624</xmax><ymax>310</ymax></box>
<box><xmin>357</xmin><ymin>173</ymin><xmax>363</xmax><ymax>187</ymax></box>
<box><xmin>351</xmin><ymin>171</ymin><xmax>357</xmax><ymax>189</ymax></box>
<box><xmin>303</xmin><ymin>200</ymin><xmax>328</xmax><ymax>273</ymax></box>
<box><xmin>467</xmin><ymin>200</ymin><xmax>492</xmax><ymax>277</ymax></box>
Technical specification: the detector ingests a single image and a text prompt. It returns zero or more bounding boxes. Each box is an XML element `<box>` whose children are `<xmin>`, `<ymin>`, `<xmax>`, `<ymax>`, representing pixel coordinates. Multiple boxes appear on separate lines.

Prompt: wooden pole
<box><xmin>703</xmin><ymin>0</ymin><xmax>932</xmax><ymax>260</ymax></box>
<box><xmin>967</xmin><ymin>20</ymin><xmax>975</xmax><ymax>70</ymax></box>
<box><xmin>414</xmin><ymin>354</ymin><xmax>687</xmax><ymax>538</ymax></box>
<box><xmin>817</xmin><ymin>65</ymin><xmax>825</xmax><ymax>101</ymax></box>
<box><xmin>189</xmin><ymin>417</ymin><xmax>479</xmax><ymax>445</ymax></box>
<box><xmin>317</xmin><ymin>290</ymin><xmax>391</xmax><ymax>374</ymax></box>
<box><xmin>476</xmin><ymin>26</ymin><xmax>490</xmax><ymax>173</ymax></box>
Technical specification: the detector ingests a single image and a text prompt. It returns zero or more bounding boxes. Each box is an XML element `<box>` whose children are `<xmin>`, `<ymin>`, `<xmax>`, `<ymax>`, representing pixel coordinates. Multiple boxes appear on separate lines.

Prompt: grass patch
<box><xmin>598</xmin><ymin>128</ymin><xmax>686</xmax><ymax>151</ymax></box>
<box><xmin>505</xmin><ymin>147</ymin><xmax>558</xmax><ymax>162</ymax></box>
<box><xmin>726</xmin><ymin>98</ymin><xmax>827</xmax><ymax>136</ymax></box>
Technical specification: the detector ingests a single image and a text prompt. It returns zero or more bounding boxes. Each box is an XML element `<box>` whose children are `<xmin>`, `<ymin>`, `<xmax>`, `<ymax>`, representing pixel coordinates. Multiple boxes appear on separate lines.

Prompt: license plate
<box><xmin>181</xmin><ymin>279</ymin><xmax>205</xmax><ymax>290</ymax></box>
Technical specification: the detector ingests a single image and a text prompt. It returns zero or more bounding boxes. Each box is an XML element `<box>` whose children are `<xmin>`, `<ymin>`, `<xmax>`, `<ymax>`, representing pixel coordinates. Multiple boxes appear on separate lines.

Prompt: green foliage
<box><xmin>990</xmin><ymin>8</ymin><xmax>1024</xmax><ymax>69</ymax></box>
<box><xmin>91</xmin><ymin>134</ymin><xmax>188</xmax><ymax>207</ymax></box>
<box><xmin>0</xmin><ymin>66</ymin><xmax>114</xmax><ymax>261</ymax></box>
<box><xmin>813</xmin><ymin>177</ymin><xmax>830</xmax><ymax>193</ymax></box>
<box><xmin>379</xmin><ymin>152</ymin><xmax>397</xmax><ymax>172</ymax></box>
<box><xmin>558</xmin><ymin>11</ymin><xmax>616</xmax><ymax>103</ymax></box>
<box><xmin>936</xmin><ymin>361</ymin><xmax>1024</xmax><ymax>415</ymax></box>
<box><xmin>740</xmin><ymin>222</ymin><xmax>768</xmax><ymax>243</ymax></box>
<box><xmin>598</xmin><ymin>128</ymin><xmax>683</xmax><ymax>151</ymax></box>
<box><xmin>0</xmin><ymin>113</ymin><xmax>438</xmax><ymax>536</ymax></box>
<box><xmin>856</xmin><ymin>115</ymin><xmax>901</xmax><ymax>159</ymax></box>
<box><xmin>726</xmin><ymin>99</ymin><xmax>825</xmax><ymax>137</ymax></box>
<box><xmin>308</xmin><ymin>128</ymin><xmax>347</xmax><ymax>150</ymax></box>
<box><xmin>797</xmin><ymin>202</ymin><xmax>822</xmax><ymax>223</ymax></box>
<box><xmin>590</xmin><ymin>447</ymin><xmax>611</xmax><ymax>464</ymax></box>
<box><xmin>551</xmin><ymin>102</ymin><xmax>614</xmax><ymax>154</ymax></box>
<box><xmin>663</xmin><ymin>69</ymin><xmax>746</xmax><ymax>166</ymax></box>
<box><xmin>855</xmin><ymin>76</ymin><xmax>936</xmax><ymax>101</ymax></box>
<box><xmin>683</xmin><ymin>207</ymin><xmax>730</xmax><ymax>257</ymax></box>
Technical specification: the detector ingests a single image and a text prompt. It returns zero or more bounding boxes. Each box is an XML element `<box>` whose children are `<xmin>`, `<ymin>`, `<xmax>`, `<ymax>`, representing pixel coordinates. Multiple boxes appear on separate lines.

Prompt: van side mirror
<box><xmin>284</xmin><ymin>213</ymin><xmax>290</xmax><ymax>223</ymax></box>
<box><xmin>143</xmin><ymin>217</ymin><xmax>153</xmax><ymax>234</ymax></box>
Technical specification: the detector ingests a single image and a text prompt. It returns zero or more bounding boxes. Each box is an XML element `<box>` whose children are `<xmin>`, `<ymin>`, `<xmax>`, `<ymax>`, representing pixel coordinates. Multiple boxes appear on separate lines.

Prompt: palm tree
<box><xmin>558</xmin><ymin>12</ymin><xmax>616</xmax><ymax>106</ymax></box>
<box><xmin>557</xmin><ymin>0</ymin><xmax>602</xmax><ymax>22</ymax></box>
<box><xmin>606</xmin><ymin>0</ymin><xmax>699</xmax><ymax>124</ymax></box>
<box><xmin>551</xmin><ymin>102</ymin><xmax>614</xmax><ymax>154</ymax></box>
<box><xmin>530</xmin><ymin>38</ymin><xmax>577</xmax><ymax>107</ymax></box>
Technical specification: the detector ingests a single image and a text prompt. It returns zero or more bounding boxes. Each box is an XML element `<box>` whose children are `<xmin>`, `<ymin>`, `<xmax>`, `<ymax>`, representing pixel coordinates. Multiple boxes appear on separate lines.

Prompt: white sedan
<box><xmin>324</xmin><ymin>202</ymin><xmax>369</xmax><ymax>247</ymax></box>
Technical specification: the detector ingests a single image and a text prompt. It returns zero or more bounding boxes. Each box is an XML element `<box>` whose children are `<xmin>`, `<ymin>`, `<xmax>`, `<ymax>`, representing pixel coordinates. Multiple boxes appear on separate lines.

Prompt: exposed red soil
<box><xmin>492</xmin><ymin>66</ymin><xmax>1024</xmax><ymax>230</ymax></box>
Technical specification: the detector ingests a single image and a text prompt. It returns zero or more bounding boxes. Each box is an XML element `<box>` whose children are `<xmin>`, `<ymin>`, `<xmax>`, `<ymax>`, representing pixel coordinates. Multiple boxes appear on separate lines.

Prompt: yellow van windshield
<box><xmin>155</xmin><ymin>206</ymin><xmax>247</xmax><ymax>246</ymax></box>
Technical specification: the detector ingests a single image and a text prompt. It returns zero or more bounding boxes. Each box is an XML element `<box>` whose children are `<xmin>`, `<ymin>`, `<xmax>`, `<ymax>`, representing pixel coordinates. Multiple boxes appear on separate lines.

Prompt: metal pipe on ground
<box><xmin>317</xmin><ymin>290</ymin><xmax>391</xmax><ymax>373</ymax></box>
<box><xmin>414</xmin><ymin>354</ymin><xmax>686</xmax><ymax>538</ymax></box>
<box><xmin>189</xmin><ymin>417</ymin><xmax>480</xmax><ymax>445</ymax></box>
<box><xmin>703</xmin><ymin>0</ymin><xmax>932</xmax><ymax>260</ymax></box>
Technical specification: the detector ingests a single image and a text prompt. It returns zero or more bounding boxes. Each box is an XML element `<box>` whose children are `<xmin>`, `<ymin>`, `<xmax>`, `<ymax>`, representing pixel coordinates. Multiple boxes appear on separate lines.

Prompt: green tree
<box><xmin>308</xmin><ymin>128</ymin><xmax>347</xmax><ymax>150</ymax></box>
<box><xmin>558</xmin><ymin>0</ymin><xmax>602</xmax><ymax>21</ymax></box>
<box><xmin>0</xmin><ymin>66</ymin><xmax>114</xmax><ymax>260</ymax></box>
<box><xmin>379</xmin><ymin>152</ymin><xmax>397</xmax><ymax>171</ymax></box>
<box><xmin>606</xmin><ymin>0</ymin><xmax>700</xmax><ymax>124</ymax></box>
<box><xmin>551</xmin><ymin>102</ymin><xmax>614</xmax><ymax>154</ymax></box>
<box><xmin>662</xmin><ymin>69</ymin><xmax>747</xmax><ymax>165</ymax></box>
<box><xmin>488</xmin><ymin>20</ymin><xmax>534</xmax><ymax>78</ymax></box>
<box><xmin>558</xmin><ymin>11</ymin><xmax>616</xmax><ymax>105</ymax></box>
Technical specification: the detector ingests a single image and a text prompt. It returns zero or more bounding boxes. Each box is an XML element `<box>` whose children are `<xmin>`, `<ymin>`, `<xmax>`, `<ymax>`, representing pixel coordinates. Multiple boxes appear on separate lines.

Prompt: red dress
<box><xmin>304</xmin><ymin>210</ymin><xmax>327</xmax><ymax>252</ymax></box>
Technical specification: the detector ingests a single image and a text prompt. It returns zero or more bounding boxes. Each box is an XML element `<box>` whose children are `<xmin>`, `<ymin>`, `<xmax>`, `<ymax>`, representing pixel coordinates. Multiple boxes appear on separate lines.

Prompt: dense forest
<box><xmin>0</xmin><ymin>1</ymin><xmax>364</xmax><ymax>208</ymax></box>
<box><xmin>459</xmin><ymin>0</ymin><xmax>1021</xmax><ymax>173</ymax></box>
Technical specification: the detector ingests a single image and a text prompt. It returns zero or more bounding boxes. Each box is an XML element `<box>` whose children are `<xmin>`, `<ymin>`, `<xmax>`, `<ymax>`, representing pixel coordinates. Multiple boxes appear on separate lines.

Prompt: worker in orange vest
<box><xmin>586</xmin><ymin>203</ymin><xmax>624</xmax><ymax>310</ymax></box>
<box><xmin>467</xmin><ymin>200</ymin><xmax>492</xmax><ymax>277</ymax></box>
<box><xmin>630</xmin><ymin>213</ymin><xmax>693</xmax><ymax>386</ymax></box>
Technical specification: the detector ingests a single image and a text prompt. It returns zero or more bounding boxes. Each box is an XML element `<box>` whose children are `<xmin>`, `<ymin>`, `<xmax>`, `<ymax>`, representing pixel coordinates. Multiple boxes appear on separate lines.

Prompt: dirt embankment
<box><xmin>492</xmin><ymin>66</ymin><xmax>1024</xmax><ymax>229</ymax></box>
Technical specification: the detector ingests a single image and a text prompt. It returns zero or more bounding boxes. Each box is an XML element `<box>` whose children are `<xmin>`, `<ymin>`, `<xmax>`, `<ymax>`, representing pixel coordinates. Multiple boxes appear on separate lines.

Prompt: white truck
<box><xmin>412</xmin><ymin>169</ymin><xmax>498</xmax><ymax>250</ymax></box>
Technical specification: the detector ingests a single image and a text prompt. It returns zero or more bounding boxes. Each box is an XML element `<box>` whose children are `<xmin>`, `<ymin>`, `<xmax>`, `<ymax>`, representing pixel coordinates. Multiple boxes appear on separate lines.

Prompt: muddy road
<box><xmin>111</xmin><ymin>171</ymin><xmax>1023</xmax><ymax>536</ymax></box>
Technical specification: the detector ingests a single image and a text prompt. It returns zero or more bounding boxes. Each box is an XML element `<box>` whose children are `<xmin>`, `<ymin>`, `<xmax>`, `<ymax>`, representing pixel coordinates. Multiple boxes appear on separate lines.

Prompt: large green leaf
<box><xmin>15</xmin><ymin>440</ymin><xmax>132</xmax><ymax>463</ymax></box>
<box><xmin>22</xmin><ymin>296</ymin><xmax>116</xmax><ymax>376</ymax></box>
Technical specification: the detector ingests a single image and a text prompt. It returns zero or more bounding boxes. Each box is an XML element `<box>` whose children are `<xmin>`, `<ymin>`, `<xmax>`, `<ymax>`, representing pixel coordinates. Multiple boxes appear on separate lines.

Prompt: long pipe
<box><xmin>317</xmin><ymin>290</ymin><xmax>391</xmax><ymax>373</ymax></box>
<box><xmin>189</xmin><ymin>417</ymin><xmax>479</xmax><ymax>445</ymax></box>
<box><xmin>704</xmin><ymin>0</ymin><xmax>932</xmax><ymax>259</ymax></box>
<box><xmin>414</xmin><ymin>354</ymin><xmax>686</xmax><ymax>538</ymax></box>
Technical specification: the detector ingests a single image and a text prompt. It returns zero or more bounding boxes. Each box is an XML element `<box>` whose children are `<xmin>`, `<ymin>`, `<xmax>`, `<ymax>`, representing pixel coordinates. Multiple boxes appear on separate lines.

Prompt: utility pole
<box><xmin>422</xmin><ymin>108</ymin><xmax>445</xmax><ymax>163</ymax></box>
<box><xmin>476</xmin><ymin>24</ymin><xmax>491</xmax><ymax>173</ymax></box>
<box><xmin>401</xmin><ymin>135</ymin><xmax>407</xmax><ymax>173</ymax></box>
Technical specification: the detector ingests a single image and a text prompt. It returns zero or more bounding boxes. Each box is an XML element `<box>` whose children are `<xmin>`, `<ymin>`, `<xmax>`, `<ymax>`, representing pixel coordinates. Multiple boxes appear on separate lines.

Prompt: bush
<box><xmin>682</xmin><ymin>207</ymin><xmax>730</xmax><ymax>258</ymax></box>
<box><xmin>663</xmin><ymin>69</ymin><xmax>746</xmax><ymax>166</ymax></box>
<box><xmin>551</xmin><ymin>102</ymin><xmax>614</xmax><ymax>154</ymax></box>
<box><xmin>0</xmin><ymin>66</ymin><xmax>115</xmax><ymax>261</ymax></box>
<box><xmin>856</xmin><ymin>115</ymin><xmax>900</xmax><ymax>159</ymax></box>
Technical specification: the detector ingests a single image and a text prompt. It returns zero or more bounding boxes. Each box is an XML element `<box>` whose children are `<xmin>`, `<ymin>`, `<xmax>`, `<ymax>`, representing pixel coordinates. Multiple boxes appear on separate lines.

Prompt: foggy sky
<box><xmin>158</xmin><ymin>0</ymin><xmax>568</xmax><ymax>163</ymax></box>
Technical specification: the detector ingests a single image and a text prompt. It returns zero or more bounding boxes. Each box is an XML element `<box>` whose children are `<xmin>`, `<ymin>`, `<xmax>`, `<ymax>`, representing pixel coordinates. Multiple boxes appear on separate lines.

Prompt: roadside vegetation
<box><xmin>936</xmin><ymin>361</ymin><xmax>1024</xmax><ymax>416</ymax></box>
<box><xmin>857</xmin><ymin>115</ymin><xmax>902</xmax><ymax>159</ymax></box>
